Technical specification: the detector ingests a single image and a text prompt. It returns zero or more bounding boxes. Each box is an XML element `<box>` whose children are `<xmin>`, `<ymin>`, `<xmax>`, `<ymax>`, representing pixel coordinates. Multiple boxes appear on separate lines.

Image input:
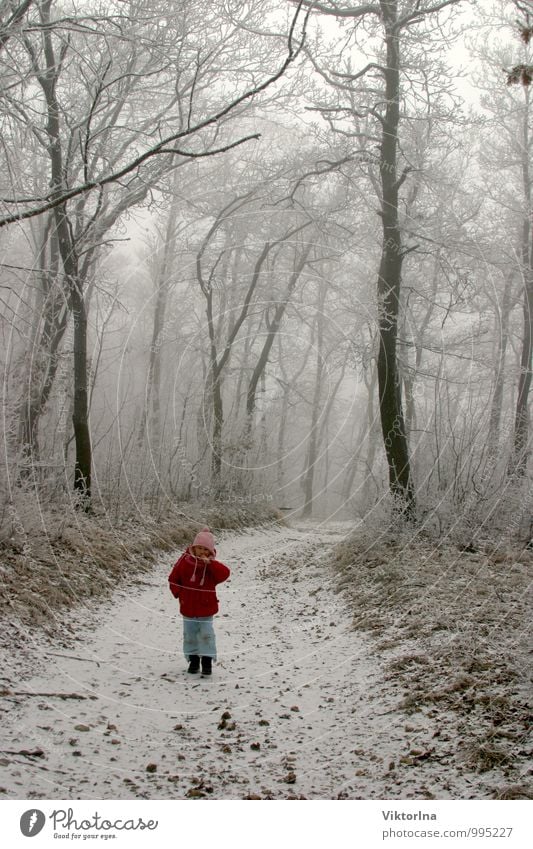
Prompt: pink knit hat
<box><xmin>192</xmin><ymin>527</ymin><xmax>216</xmax><ymax>555</ymax></box>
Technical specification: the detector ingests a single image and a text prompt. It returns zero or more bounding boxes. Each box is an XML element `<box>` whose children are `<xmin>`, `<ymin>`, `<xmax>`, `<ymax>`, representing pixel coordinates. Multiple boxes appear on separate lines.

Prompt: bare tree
<box><xmin>0</xmin><ymin>0</ymin><xmax>34</xmax><ymax>51</ymax></box>
<box><xmin>1</xmin><ymin>0</ymin><xmax>310</xmax><ymax>505</ymax></box>
<box><xmin>195</xmin><ymin>190</ymin><xmax>311</xmax><ymax>485</ymax></box>
<box><xmin>506</xmin><ymin>1</ymin><xmax>533</xmax><ymax>475</ymax></box>
<box><xmin>296</xmin><ymin>0</ymin><xmax>462</xmax><ymax>517</ymax></box>
<box><xmin>0</xmin><ymin>0</ymin><xmax>310</xmax><ymax>228</ymax></box>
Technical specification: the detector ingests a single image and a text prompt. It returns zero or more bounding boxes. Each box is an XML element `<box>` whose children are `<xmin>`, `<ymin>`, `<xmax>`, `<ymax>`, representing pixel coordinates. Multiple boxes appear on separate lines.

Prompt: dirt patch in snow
<box><xmin>332</xmin><ymin>530</ymin><xmax>533</xmax><ymax>800</ymax></box>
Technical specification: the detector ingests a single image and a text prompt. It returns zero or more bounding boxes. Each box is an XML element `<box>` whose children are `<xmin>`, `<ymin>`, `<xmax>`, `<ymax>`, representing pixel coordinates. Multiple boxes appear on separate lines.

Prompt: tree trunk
<box><xmin>275</xmin><ymin>329</ymin><xmax>316</xmax><ymax>503</ymax></box>
<box><xmin>376</xmin><ymin>0</ymin><xmax>415</xmax><ymax>517</ymax></box>
<box><xmin>511</xmin><ymin>92</ymin><xmax>533</xmax><ymax>476</ymax></box>
<box><xmin>37</xmin><ymin>0</ymin><xmax>91</xmax><ymax>503</ymax></box>
<box><xmin>138</xmin><ymin>192</ymin><xmax>180</xmax><ymax>448</ymax></box>
<box><xmin>70</xmin><ymin>277</ymin><xmax>91</xmax><ymax>500</ymax></box>
<box><xmin>365</xmin><ymin>367</ymin><xmax>380</xmax><ymax>477</ymax></box>
<box><xmin>18</xmin><ymin>222</ymin><xmax>68</xmax><ymax>469</ymax></box>
<box><xmin>512</xmin><ymin>259</ymin><xmax>533</xmax><ymax>474</ymax></box>
<box><xmin>244</xmin><ymin>245</ymin><xmax>311</xmax><ymax>452</ymax></box>
<box><xmin>301</xmin><ymin>286</ymin><xmax>326</xmax><ymax>518</ymax></box>
<box><xmin>488</xmin><ymin>274</ymin><xmax>513</xmax><ymax>457</ymax></box>
<box><xmin>276</xmin><ymin>384</ymin><xmax>290</xmax><ymax>496</ymax></box>
<box><xmin>342</xmin><ymin>362</ymin><xmax>378</xmax><ymax>504</ymax></box>
<box><xmin>205</xmin><ymin>286</ymin><xmax>224</xmax><ymax>487</ymax></box>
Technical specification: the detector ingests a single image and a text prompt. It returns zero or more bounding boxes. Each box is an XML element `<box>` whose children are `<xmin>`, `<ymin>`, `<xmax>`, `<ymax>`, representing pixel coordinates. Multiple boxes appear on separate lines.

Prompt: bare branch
<box><xmin>289</xmin><ymin>0</ymin><xmax>380</xmax><ymax>17</ymax></box>
<box><xmin>396</xmin><ymin>0</ymin><xmax>463</xmax><ymax>31</ymax></box>
<box><xmin>0</xmin><ymin>0</ymin><xmax>34</xmax><ymax>50</ymax></box>
<box><xmin>329</xmin><ymin>61</ymin><xmax>387</xmax><ymax>81</ymax></box>
<box><xmin>157</xmin><ymin>134</ymin><xmax>261</xmax><ymax>158</ymax></box>
<box><xmin>0</xmin><ymin>0</ymin><xmax>310</xmax><ymax>228</ymax></box>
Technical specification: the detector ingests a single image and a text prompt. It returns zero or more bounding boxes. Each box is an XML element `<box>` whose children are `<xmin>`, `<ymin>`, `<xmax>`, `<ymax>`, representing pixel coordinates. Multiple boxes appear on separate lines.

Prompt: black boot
<box><xmin>201</xmin><ymin>656</ymin><xmax>212</xmax><ymax>676</ymax></box>
<box><xmin>187</xmin><ymin>655</ymin><xmax>200</xmax><ymax>674</ymax></box>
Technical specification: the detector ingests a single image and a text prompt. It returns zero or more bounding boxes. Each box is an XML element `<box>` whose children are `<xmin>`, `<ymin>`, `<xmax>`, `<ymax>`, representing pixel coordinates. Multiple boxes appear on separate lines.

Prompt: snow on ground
<box><xmin>0</xmin><ymin>522</ymin><xmax>514</xmax><ymax>799</ymax></box>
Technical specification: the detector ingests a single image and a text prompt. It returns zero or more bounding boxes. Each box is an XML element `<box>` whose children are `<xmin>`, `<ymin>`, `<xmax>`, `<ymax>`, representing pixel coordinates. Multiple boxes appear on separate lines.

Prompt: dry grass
<box><xmin>333</xmin><ymin>529</ymin><xmax>533</xmax><ymax>797</ymax></box>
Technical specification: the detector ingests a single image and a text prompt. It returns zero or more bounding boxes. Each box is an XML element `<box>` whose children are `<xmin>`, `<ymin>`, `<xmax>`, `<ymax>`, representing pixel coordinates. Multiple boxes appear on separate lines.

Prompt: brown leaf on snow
<box><xmin>186</xmin><ymin>787</ymin><xmax>206</xmax><ymax>798</ymax></box>
<box><xmin>4</xmin><ymin>748</ymin><xmax>45</xmax><ymax>758</ymax></box>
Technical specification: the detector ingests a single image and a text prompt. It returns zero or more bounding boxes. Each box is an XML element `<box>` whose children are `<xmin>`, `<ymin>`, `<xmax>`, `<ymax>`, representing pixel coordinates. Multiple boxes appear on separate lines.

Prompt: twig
<box><xmin>0</xmin><ymin>688</ymin><xmax>97</xmax><ymax>700</ymax></box>
<box><xmin>1</xmin><ymin>748</ymin><xmax>45</xmax><ymax>758</ymax></box>
<box><xmin>46</xmin><ymin>651</ymin><xmax>102</xmax><ymax>666</ymax></box>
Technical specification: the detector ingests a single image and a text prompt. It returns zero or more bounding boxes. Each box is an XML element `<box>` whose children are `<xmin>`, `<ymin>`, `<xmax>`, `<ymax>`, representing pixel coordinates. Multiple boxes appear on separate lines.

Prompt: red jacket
<box><xmin>168</xmin><ymin>548</ymin><xmax>230</xmax><ymax>618</ymax></box>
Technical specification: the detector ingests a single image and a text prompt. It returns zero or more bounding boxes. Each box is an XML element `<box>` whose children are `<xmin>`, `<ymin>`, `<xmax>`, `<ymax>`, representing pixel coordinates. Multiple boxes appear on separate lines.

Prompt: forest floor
<box><xmin>0</xmin><ymin>521</ymin><xmax>531</xmax><ymax>800</ymax></box>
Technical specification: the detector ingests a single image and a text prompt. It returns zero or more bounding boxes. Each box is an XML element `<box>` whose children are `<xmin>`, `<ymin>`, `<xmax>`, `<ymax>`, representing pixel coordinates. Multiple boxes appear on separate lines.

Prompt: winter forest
<box><xmin>0</xmin><ymin>0</ymin><xmax>532</xmax><ymax>804</ymax></box>
<box><xmin>1</xmin><ymin>0</ymin><xmax>533</xmax><ymax>531</ymax></box>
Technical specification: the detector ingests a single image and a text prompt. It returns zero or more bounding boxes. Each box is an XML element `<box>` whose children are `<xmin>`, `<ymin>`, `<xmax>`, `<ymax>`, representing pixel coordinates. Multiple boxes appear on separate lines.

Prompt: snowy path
<box><xmin>0</xmin><ymin>523</ymin><xmax>454</xmax><ymax>799</ymax></box>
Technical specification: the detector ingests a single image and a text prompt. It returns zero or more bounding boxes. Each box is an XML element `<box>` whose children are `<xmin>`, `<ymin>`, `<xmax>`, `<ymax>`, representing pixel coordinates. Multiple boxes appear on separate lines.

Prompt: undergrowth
<box><xmin>332</xmin><ymin>525</ymin><xmax>533</xmax><ymax>799</ymax></box>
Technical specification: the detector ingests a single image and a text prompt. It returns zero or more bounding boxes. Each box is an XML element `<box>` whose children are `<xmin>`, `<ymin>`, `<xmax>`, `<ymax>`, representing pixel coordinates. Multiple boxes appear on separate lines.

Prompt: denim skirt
<box><xmin>182</xmin><ymin>616</ymin><xmax>216</xmax><ymax>660</ymax></box>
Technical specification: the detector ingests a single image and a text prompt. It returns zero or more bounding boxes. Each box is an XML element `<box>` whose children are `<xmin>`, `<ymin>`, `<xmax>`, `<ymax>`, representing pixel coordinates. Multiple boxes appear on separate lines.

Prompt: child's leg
<box><xmin>182</xmin><ymin>617</ymin><xmax>200</xmax><ymax>660</ymax></box>
<box><xmin>197</xmin><ymin>617</ymin><xmax>217</xmax><ymax>660</ymax></box>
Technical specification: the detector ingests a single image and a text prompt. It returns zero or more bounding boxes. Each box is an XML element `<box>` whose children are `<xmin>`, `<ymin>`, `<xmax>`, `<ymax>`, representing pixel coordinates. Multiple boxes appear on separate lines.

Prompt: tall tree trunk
<box><xmin>365</xmin><ymin>369</ymin><xmax>380</xmax><ymax>478</ymax></box>
<box><xmin>18</xmin><ymin>222</ymin><xmax>68</xmax><ymax>469</ymax></box>
<box><xmin>244</xmin><ymin>246</ymin><xmax>311</xmax><ymax>451</ymax></box>
<box><xmin>276</xmin><ymin>384</ymin><xmax>290</xmax><ymax>496</ymax></box>
<box><xmin>376</xmin><ymin>0</ymin><xmax>415</xmax><ymax>516</ymax></box>
<box><xmin>198</xmin><ymin>239</ymin><xmax>274</xmax><ymax>488</ymax></box>
<box><xmin>511</xmin><ymin>92</ymin><xmax>533</xmax><ymax>475</ymax></box>
<box><xmin>512</xmin><ymin>258</ymin><xmax>533</xmax><ymax>474</ymax></box>
<box><xmin>196</xmin><ymin>208</ymin><xmax>308</xmax><ymax>488</ymax></box>
<box><xmin>205</xmin><ymin>286</ymin><xmax>224</xmax><ymax>487</ymax></box>
<box><xmin>37</xmin><ymin>0</ymin><xmax>91</xmax><ymax>502</ymax></box>
<box><xmin>138</xmin><ymin>192</ymin><xmax>180</xmax><ymax>448</ymax></box>
<box><xmin>301</xmin><ymin>286</ymin><xmax>326</xmax><ymax>518</ymax></box>
<box><xmin>488</xmin><ymin>274</ymin><xmax>513</xmax><ymax>457</ymax></box>
<box><xmin>70</xmin><ymin>276</ymin><xmax>91</xmax><ymax>500</ymax></box>
<box><xmin>342</xmin><ymin>362</ymin><xmax>378</xmax><ymax>503</ymax></box>
<box><xmin>275</xmin><ymin>329</ymin><xmax>316</xmax><ymax>503</ymax></box>
<box><xmin>317</xmin><ymin>356</ymin><xmax>347</xmax><ymax>513</ymax></box>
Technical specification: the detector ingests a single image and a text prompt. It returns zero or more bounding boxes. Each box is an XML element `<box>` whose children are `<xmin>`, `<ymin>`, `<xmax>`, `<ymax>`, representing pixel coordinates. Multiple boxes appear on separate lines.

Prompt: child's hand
<box><xmin>191</xmin><ymin>545</ymin><xmax>213</xmax><ymax>562</ymax></box>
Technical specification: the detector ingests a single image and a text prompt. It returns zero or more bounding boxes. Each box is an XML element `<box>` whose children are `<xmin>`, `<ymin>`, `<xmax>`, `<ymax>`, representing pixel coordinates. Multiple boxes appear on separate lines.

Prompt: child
<box><xmin>168</xmin><ymin>527</ymin><xmax>230</xmax><ymax>677</ymax></box>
